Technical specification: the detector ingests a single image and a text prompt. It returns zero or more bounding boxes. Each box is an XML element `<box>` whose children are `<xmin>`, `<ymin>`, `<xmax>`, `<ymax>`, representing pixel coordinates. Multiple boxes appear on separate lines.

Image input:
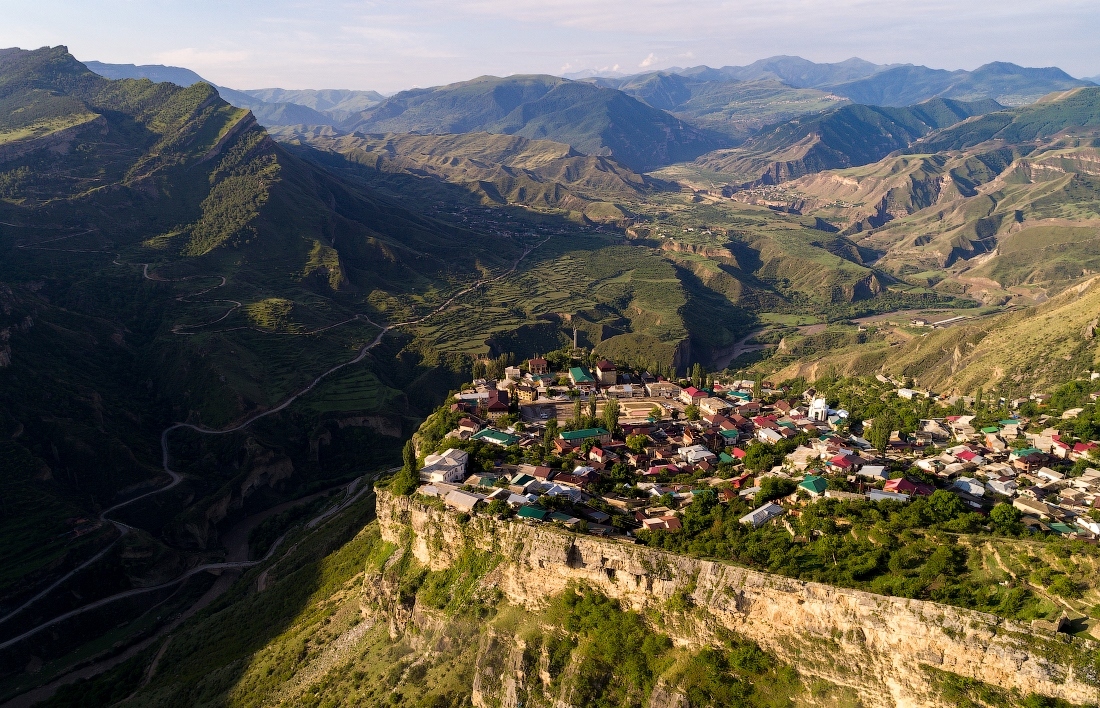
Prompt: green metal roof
<box><xmin>517</xmin><ymin>506</ymin><xmax>548</xmax><ymax>520</ymax></box>
<box><xmin>569</xmin><ymin>367</ymin><xmax>595</xmax><ymax>383</ymax></box>
<box><xmin>799</xmin><ymin>475</ymin><xmax>828</xmax><ymax>495</ymax></box>
<box><xmin>719</xmin><ymin>429</ymin><xmax>740</xmax><ymax>439</ymax></box>
<box><xmin>729</xmin><ymin>391</ymin><xmax>751</xmax><ymax>401</ymax></box>
<box><xmin>981</xmin><ymin>426</ymin><xmax>1000</xmax><ymax>434</ymax></box>
<box><xmin>719</xmin><ymin>452</ymin><xmax>735</xmax><ymax>464</ymax></box>
<box><xmin>999</xmin><ymin>419</ymin><xmax>1019</xmax><ymax>426</ymax></box>
<box><xmin>1049</xmin><ymin>522</ymin><xmax>1076</xmax><ymax>535</ymax></box>
<box><xmin>471</xmin><ymin>428</ymin><xmax>519</xmax><ymax>446</ymax></box>
<box><xmin>560</xmin><ymin>427</ymin><xmax>609</xmax><ymax>441</ymax></box>
<box><xmin>550</xmin><ymin>512</ymin><xmax>578</xmax><ymax>523</ymax></box>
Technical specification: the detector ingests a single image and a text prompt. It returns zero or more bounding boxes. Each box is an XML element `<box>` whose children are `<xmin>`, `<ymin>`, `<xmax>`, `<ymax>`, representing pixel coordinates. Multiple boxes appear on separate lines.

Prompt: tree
<box><xmin>869</xmin><ymin>409</ymin><xmax>898</xmax><ymax>454</ymax></box>
<box><xmin>571</xmin><ymin>399</ymin><xmax>583</xmax><ymax>429</ymax></box>
<box><xmin>684</xmin><ymin>404</ymin><xmax>700</xmax><ymax>421</ymax></box>
<box><xmin>602</xmin><ymin>398</ymin><xmax>621</xmax><ymax>435</ymax></box>
<box><xmin>485</xmin><ymin>499</ymin><xmax>509</xmax><ymax>516</ymax></box>
<box><xmin>587</xmin><ymin>396</ymin><xmax>597</xmax><ymax>420</ymax></box>
<box><xmin>626</xmin><ymin>434</ymin><xmax>648</xmax><ymax>453</ymax></box>
<box><xmin>990</xmin><ymin>502</ymin><xmax>1022</xmax><ymax>534</ymax></box>
<box><xmin>691</xmin><ymin>363</ymin><xmax>704</xmax><ymax>388</ymax></box>
<box><xmin>927</xmin><ymin>489</ymin><xmax>966</xmax><ymax>523</ymax></box>
<box><xmin>743</xmin><ymin>442</ymin><xmax>778</xmax><ymax>472</ymax></box>
<box><xmin>544</xmin><ymin>418</ymin><xmax>560</xmax><ymax>450</ymax></box>
<box><xmin>649</xmin><ymin>404</ymin><xmax>663</xmax><ymax>421</ymax></box>
<box><xmin>391</xmin><ymin>439</ymin><xmax>419</xmax><ymax>495</ymax></box>
<box><xmin>753</xmin><ymin>375</ymin><xmax>762</xmax><ymax>401</ymax></box>
<box><xmin>758</xmin><ymin>476</ymin><xmax>796</xmax><ymax>502</ymax></box>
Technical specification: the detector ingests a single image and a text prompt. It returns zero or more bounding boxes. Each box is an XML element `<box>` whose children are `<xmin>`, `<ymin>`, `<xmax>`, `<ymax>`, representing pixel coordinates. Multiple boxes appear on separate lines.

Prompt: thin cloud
<box><xmin>639</xmin><ymin>53</ymin><xmax>658</xmax><ymax>68</ymax></box>
<box><xmin>156</xmin><ymin>48</ymin><xmax>249</xmax><ymax>68</ymax></box>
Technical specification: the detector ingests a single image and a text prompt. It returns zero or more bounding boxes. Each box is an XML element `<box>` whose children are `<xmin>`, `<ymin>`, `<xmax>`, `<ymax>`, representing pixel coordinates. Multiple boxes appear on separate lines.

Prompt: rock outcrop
<box><xmin>376</xmin><ymin>491</ymin><xmax>1100</xmax><ymax>708</ymax></box>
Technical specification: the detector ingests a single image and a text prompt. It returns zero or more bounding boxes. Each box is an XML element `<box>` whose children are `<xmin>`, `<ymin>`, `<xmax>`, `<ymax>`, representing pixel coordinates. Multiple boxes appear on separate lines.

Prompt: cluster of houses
<box><xmin>412</xmin><ymin>358</ymin><xmax>1100</xmax><ymax>540</ymax></box>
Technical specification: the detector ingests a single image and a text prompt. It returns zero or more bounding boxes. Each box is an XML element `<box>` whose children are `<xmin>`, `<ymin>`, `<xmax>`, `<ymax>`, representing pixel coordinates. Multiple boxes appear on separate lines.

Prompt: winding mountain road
<box><xmin>0</xmin><ymin>234</ymin><xmax>550</xmax><ymax>649</ymax></box>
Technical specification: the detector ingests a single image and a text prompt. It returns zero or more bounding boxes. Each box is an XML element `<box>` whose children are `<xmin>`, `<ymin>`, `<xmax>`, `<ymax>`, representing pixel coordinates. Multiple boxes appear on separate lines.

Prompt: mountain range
<box><xmin>9</xmin><ymin>43</ymin><xmax>1100</xmax><ymax>707</ymax></box>
<box><xmin>588</xmin><ymin>56</ymin><xmax>1094</xmax><ymax>107</ymax></box>
<box><xmin>84</xmin><ymin>56</ymin><xmax>1096</xmax><ymax>172</ymax></box>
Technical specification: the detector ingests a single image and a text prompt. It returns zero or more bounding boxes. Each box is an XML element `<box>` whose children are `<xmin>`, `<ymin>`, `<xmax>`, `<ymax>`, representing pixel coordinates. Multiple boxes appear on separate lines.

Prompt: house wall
<box><xmin>376</xmin><ymin>491</ymin><xmax>1100</xmax><ymax>708</ymax></box>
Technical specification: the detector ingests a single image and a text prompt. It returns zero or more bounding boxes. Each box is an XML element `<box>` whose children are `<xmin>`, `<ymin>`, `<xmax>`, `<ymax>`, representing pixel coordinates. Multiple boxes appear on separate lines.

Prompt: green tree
<box><xmin>753</xmin><ymin>375</ymin><xmax>762</xmax><ymax>401</ymax></box>
<box><xmin>602</xmin><ymin>398</ymin><xmax>621</xmax><ymax>435</ymax></box>
<box><xmin>869</xmin><ymin>409</ymin><xmax>898</xmax><ymax>454</ymax></box>
<box><xmin>587</xmin><ymin>396</ymin><xmax>597</xmax><ymax>420</ymax></box>
<box><xmin>743</xmin><ymin>442</ymin><xmax>778</xmax><ymax>472</ymax></box>
<box><xmin>544</xmin><ymin>418</ymin><xmax>560</xmax><ymax>451</ymax></box>
<box><xmin>990</xmin><ymin>502</ymin><xmax>1022</xmax><ymax>534</ymax></box>
<box><xmin>758</xmin><ymin>476</ymin><xmax>796</xmax><ymax>502</ymax></box>
<box><xmin>649</xmin><ymin>404</ymin><xmax>663</xmax><ymax>421</ymax></box>
<box><xmin>571</xmin><ymin>399</ymin><xmax>583</xmax><ymax>429</ymax></box>
<box><xmin>927</xmin><ymin>489</ymin><xmax>967</xmax><ymax>523</ymax></box>
<box><xmin>627</xmin><ymin>434</ymin><xmax>648</xmax><ymax>454</ymax></box>
<box><xmin>391</xmin><ymin>439</ymin><xmax>419</xmax><ymax>495</ymax></box>
<box><xmin>684</xmin><ymin>404</ymin><xmax>700</xmax><ymax>421</ymax></box>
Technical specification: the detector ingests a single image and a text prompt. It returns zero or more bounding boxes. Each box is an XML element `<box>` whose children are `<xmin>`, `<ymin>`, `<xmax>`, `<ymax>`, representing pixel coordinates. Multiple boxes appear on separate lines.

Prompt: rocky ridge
<box><xmin>375</xmin><ymin>490</ymin><xmax>1100</xmax><ymax>708</ymax></box>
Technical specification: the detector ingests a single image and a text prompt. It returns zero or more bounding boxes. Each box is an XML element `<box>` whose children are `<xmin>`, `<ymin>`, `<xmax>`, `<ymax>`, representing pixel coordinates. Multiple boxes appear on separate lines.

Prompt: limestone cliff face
<box><xmin>376</xmin><ymin>491</ymin><xmax>1100</xmax><ymax>708</ymax></box>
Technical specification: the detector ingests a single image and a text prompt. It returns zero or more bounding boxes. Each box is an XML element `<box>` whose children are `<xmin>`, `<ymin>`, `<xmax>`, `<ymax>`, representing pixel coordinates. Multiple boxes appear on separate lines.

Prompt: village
<box><xmin>409</xmin><ymin>354</ymin><xmax>1100</xmax><ymax>542</ymax></box>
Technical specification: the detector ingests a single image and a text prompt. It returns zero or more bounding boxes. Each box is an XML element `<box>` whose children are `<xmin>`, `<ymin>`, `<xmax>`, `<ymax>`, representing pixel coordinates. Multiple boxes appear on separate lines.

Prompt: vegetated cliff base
<box><xmin>376</xmin><ymin>490</ymin><xmax>1100</xmax><ymax>708</ymax></box>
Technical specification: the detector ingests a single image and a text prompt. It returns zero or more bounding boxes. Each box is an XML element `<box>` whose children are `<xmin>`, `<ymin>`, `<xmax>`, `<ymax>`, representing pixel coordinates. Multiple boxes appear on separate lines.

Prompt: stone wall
<box><xmin>376</xmin><ymin>490</ymin><xmax>1100</xmax><ymax>708</ymax></box>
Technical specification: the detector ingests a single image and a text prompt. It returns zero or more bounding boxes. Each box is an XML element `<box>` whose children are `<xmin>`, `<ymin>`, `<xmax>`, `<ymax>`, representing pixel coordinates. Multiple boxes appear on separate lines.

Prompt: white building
<box><xmin>808</xmin><ymin>398</ymin><xmax>829</xmax><ymax>422</ymax></box>
<box><xmin>740</xmin><ymin>502</ymin><xmax>785</xmax><ymax>527</ymax></box>
<box><xmin>678</xmin><ymin>445</ymin><xmax>717</xmax><ymax>464</ymax></box>
<box><xmin>699</xmin><ymin>397</ymin><xmax>732</xmax><ymax>417</ymax></box>
<box><xmin>422</xmin><ymin>448</ymin><xmax>469</xmax><ymax>484</ymax></box>
<box><xmin>857</xmin><ymin>465</ymin><xmax>889</xmax><ymax>481</ymax></box>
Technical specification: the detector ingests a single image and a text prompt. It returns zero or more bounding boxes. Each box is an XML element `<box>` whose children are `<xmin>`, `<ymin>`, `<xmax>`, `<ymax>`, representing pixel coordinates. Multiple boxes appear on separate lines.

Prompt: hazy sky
<box><xmin>2</xmin><ymin>0</ymin><xmax>1098</xmax><ymax>92</ymax></box>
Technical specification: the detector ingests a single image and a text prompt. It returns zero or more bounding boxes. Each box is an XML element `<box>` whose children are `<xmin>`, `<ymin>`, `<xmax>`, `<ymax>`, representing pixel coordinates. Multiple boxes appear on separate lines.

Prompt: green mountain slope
<box><xmin>82</xmin><ymin>59</ymin><xmax>340</xmax><ymax>127</ymax></box>
<box><xmin>241</xmin><ymin>88</ymin><xmax>384</xmax><ymax>122</ymax></box>
<box><xmin>339</xmin><ymin>74</ymin><xmax>729</xmax><ymax>171</ymax></box>
<box><xmin>685</xmin><ymin>55</ymin><xmax>893</xmax><ymax>88</ymax></box>
<box><xmin>914</xmin><ymin>86</ymin><xmax>1100</xmax><ymax>152</ymax></box>
<box><xmin>0</xmin><ymin>45</ymin><xmax>525</xmax><ymax>628</ymax></box>
<box><xmin>270</xmin><ymin>126</ymin><xmax>650</xmax><ymax>218</ymax></box>
<box><xmin>760</xmin><ymin>275</ymin><xmax>1100</xmax><ymax>397</ymax></box>
<box><xmin>732</xmin><ymin>89</ymin><xmax>1100</xmax><ymax>305</ymax></box>
<box><xmin>585</xmin><ymin>72</ymin><xmax>847</xmax><ymax>140</ymax></box>
<box><xmin>831</xmin><ymin>62</ymin><xmax>1094</xmax><ymax>107</ymax></box>
<box><xmin>688</xmin><ymin>97</ymin><xmax>1000</xmax><ymax>184</ymax></box>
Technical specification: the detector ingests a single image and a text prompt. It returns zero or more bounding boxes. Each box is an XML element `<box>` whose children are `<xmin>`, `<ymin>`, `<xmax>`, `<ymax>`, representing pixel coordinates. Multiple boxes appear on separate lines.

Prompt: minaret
<box><xmin>573</xmin><ymin>327</ymin><xmax>577</xmax><ymax>350</ymax></box>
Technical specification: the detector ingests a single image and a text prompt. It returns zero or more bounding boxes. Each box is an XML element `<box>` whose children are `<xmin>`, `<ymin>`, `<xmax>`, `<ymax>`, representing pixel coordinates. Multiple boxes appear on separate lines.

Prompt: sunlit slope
<box><xmin>765</xmin><ymin>277</ymin><xmax>1100</xmax><ymax>396</ymax></box>
<box><xmin>340</xmin><ymin>74</ymin><xmax>728</xmax><ymax>171</ymax></box>
<box><xmin>270</xmin><ymin>127</ymin><xmax>650</xmax><ymax>218</ymax></box>
<box><xmin>688</xmin><ymin>98</ymin><xmax>1000</xmax><ymax>184</ymax></box>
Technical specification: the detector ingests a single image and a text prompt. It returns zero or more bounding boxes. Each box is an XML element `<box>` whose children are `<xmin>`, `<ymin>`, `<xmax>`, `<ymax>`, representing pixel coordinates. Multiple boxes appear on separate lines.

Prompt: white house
<box><xmin>443</xmin><ymin>489</ymin><xmax>484</xmax><ymax>513</ymax></box>
<box><xmin>857</xmin><ymin>465</ymin><xmax>889</xmax><ymax>481</ymax></box>
<box><xmin>699</xmin><ymin>397</ymin><xmax>732</xmax><ymax>417</ymax></box>
<box><xmin>756</xmin><ymin>428</ymin><xmax>784</xmax><ymax>444</ymax></box>
<box><xmin>952</xmin><ymin>477</ymin><xmax>985</xmax><ymax>496</ymax></box>
<box><xmin>867</xmin><ymin>489</ymin><xmax>909</xmax><ymax>503</ymax></box>
<box><xmin>739</xmin><ymin>502</ymin><xmax>785</xmax><ymax>527</ymax></box>
<box><xmin>986</xmin><ymin>478</ymin><xmax>1018</xmax><ymax>496</ymax></box>
<box><xmin>422</xmin><ymin>448</ymin><xmax>469</xmax><ymax>484</ymax></box>
<box><xmin>808</xmin><ymin>398</ymin><xmax>829</xmax><ymax>422</ymax></box>
<box><xmin>678</xmin><ymin>445</ymin><xmax>717</xmax><ymax>464</ymax></box>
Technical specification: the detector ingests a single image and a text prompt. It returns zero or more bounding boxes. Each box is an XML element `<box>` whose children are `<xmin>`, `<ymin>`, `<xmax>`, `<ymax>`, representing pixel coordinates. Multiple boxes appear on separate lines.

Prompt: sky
<box><xmin>1</xmin><ymin>0</ymin><xmax>1098</xmax><ymax>93</ymax></box>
